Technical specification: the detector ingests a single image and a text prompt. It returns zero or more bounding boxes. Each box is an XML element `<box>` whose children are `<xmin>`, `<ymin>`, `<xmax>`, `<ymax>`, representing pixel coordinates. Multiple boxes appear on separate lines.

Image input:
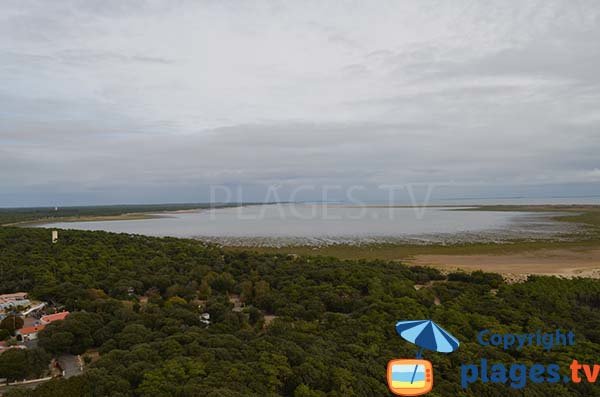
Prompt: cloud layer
<box><xmin>1</xmin><ymin>0</ymin><xmax>599</xmax><ymax>206</ymax></box>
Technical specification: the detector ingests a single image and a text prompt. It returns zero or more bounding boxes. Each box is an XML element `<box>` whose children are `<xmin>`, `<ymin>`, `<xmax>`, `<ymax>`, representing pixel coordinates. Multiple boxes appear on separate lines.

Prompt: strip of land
<box><xmin>6</xmin><ymin>213</ymin><xmax>163</xmax><ymax>227</ymax></box>
<box><xmin>0</xmin><ymin>203</ymin><xmax>249</xmax><ymax>226</ymax></box>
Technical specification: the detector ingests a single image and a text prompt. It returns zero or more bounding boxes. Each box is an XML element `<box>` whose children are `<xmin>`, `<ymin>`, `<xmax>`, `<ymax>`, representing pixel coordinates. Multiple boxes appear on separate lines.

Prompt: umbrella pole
<box><xmin>410</xmin><ymin>348</ymin><xmax>424</xmax><ymax>384</ymax></box>
<box><xmin>415</xmin><ymin>347</ymin><xmax>423</xmax><ymax>359</ymax></box>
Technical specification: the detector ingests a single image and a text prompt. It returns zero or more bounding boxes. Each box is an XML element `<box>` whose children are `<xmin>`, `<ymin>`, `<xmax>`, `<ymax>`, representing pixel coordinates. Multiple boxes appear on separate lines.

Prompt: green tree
<box><xmin>0</xmin><ymin>348</ymin><xmax>50</xmax><ymax>382</ymax></box>
<box><xmin>0</xmin><ymin>315</ymin><xmax>24</xmax><ymax>335</ymax></box>
<box><xmin>38</xmin><ymin>312</ymin><xmax>101</xmax><ymax>355</ymax></box>
<box><xmin>197</xmin><ymin>280</ymin><xmax>212</xmax><ymax>299</ymax></box>
<box><xmin>39</xmin><ymin>331</ymin><xmax>74</xmax><ymax>354</ymax></box>
<box><xmin>137</xmin><ymin>357</ymin><xmax>206</xmax><ymax>397</ymax></box>
<box><xmin>0</xmin><ymin>328</ymin><xmax>10</xmax><ymax>341</ymax></box>
<box><xmin>0</xmin><ymin>348</ymin><xmax>28</xmax><ymax>383</ymax></box>
<box><xmin>258</xmin><ymin>352</ymin><xmax>292</xmax><ymax>394</ymax></box>
<box><xmin>294</xmin><ymin>384</ymin><xmax>326</xmax><ymax>397</ymax></box>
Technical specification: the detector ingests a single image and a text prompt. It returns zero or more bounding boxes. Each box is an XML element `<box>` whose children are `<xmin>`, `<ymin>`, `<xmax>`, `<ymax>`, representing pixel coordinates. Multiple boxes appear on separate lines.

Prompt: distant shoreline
<box><xmin>9</xmin><ymin>212</ymin><xmax>166</xmax><ymax>227</ymax></box>
<box><xmin>0</xmin><ymin>203</ymin><xmax>252</xmax><ymax>227</ymax></box>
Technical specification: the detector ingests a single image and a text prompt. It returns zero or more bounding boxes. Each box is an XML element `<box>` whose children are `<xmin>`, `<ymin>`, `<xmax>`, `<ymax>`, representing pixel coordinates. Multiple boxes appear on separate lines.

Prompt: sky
<box><xmin>1</xmin><ymin>0</ymin><xmax>600</xmax><ymax>207</ymax></box>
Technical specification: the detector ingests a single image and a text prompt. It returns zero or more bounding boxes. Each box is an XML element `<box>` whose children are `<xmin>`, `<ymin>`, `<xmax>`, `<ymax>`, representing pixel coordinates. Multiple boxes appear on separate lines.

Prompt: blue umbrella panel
<box><xmin>395</xmin><ymin>320</ymin><xmax>459</xmax><ymax>354</ymax></box>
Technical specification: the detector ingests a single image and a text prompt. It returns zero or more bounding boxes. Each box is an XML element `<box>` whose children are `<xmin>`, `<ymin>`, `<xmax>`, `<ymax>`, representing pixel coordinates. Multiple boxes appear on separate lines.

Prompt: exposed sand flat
<box><xmin>408</xmin><ymin>248</ymin><xmax>600</xmax><ymax>279</ymax></box>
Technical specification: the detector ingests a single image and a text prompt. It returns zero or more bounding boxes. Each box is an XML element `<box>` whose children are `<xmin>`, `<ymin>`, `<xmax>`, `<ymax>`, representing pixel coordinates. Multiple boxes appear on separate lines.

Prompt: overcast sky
<box><xmin>1</xmin><ymin>0</ymin><xmax>600</xmax><ymax>206</ymax></box>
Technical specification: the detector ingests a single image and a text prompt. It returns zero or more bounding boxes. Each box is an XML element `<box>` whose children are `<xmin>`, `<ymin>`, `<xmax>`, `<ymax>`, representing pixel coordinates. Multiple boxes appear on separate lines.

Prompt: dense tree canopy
<box><xmin>0</xmin><ymin>227</ymin><xmax>599</xmax><ymax>396</ymax></box>
<box><xmin>0</xmin><ymin>315</ymin><xmax>24</xmax><ymax>335</ymax></box>
<box><xmin>0</xmin><ymin>348</ymin><xmax>50</xmax><ymax>383</ymax></box>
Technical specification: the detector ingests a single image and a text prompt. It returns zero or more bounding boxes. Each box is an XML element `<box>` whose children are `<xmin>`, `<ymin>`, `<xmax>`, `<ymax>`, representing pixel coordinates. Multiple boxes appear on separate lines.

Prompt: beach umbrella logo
<box><xmin>387</xmin><ymin>320</ymin><xmax>460</xmax><ymax>396</ymax></box>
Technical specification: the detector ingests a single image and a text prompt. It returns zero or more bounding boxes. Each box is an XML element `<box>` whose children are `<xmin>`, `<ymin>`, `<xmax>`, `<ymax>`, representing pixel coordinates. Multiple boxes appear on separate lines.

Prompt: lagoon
<box><xmin>36</xmin><ymin>204</ymin><xmax>573</xmax><ymax>246</ymax></box>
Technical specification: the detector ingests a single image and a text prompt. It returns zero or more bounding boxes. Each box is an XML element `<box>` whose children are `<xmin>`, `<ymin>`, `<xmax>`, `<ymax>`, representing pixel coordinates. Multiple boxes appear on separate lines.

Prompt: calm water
<box><xmin>37</xmin><ymin>204</ymin><xmax>574</xmax><ymax>246</ymax></box>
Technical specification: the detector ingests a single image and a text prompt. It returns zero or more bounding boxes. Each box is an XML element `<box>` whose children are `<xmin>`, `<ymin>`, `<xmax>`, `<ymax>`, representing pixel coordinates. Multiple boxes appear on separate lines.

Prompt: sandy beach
<box><xmin>408</xmin><ymin>248</ymin><xmax>600</xmax><ymax>279</ymax></box>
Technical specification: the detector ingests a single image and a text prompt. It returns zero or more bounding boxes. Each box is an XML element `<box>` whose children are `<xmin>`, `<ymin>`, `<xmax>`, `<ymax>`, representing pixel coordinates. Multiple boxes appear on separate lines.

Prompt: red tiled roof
<box><xmin>41</xmin><ymin>311</ymin><xmax>69</xmax><ymax>324</ymax></box>
<box><xmin>17</xmin><ymin>325</ymin><xmax>45</xmax><ymax>335</ymax></box>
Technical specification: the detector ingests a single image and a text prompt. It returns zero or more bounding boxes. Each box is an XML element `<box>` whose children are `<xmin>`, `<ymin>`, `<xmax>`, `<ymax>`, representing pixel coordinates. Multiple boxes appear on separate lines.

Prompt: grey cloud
<box><xmin>1</xmin><ymin>0</ymin><xmax>600</xmax><ymax>205</ymax></box>
<box><xmin>53</xmin><ymin>50</ymin><xmax>175</xmax><ymax>66</ymax></box>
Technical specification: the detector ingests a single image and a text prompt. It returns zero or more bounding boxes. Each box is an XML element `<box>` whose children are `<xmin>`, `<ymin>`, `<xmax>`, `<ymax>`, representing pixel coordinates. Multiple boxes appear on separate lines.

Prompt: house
<box><xmin>40</xmin><ymin>311</ymin><xmax>70</xmax><ymax>325</ymax></box>
<box><xmin>0</xmin><ymin>293</ymin><xmax>30</xmax><ymax>311</ymax></box>
<box><xmin>0</xmin><ymin>299</ymin><xmax>31</xmax><ymax>311</ymax></box>
<box><xmin>200</xmin><ymin>312</ymin><xmax>211</xmax><ymax>325</ymax></box>
<box><xmin>16</xmin><ymin>325</ymin><xmax>45</xmax><ymax>341</ymax></box>
<box><xmin>0</xmin><ymin>292</ymin><xmax>28</xmax><ymax>302</ymax></box>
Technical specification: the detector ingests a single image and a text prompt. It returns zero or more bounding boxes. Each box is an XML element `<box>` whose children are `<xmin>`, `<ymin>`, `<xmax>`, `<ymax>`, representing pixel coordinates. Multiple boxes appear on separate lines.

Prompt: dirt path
<box><xmin>408</xmin><ymin>248</ymin><xmax>600</xmax><ymax>279</ymax></box>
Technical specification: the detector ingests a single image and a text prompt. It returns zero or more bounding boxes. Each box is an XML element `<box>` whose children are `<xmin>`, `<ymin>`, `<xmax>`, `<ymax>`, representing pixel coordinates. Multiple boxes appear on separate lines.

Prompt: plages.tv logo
<box><xmin>387</xmin><ymin>320</ymin><xmax>460</xmax><ymax>396</ymax></box>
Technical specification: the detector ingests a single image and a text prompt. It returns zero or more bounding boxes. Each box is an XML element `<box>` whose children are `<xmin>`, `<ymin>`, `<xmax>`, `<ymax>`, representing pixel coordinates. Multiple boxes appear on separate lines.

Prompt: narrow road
<box><xmin>58</xmin><ymin>354</ymin><xmax>83</xmax><ymax>378</ymax></box>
